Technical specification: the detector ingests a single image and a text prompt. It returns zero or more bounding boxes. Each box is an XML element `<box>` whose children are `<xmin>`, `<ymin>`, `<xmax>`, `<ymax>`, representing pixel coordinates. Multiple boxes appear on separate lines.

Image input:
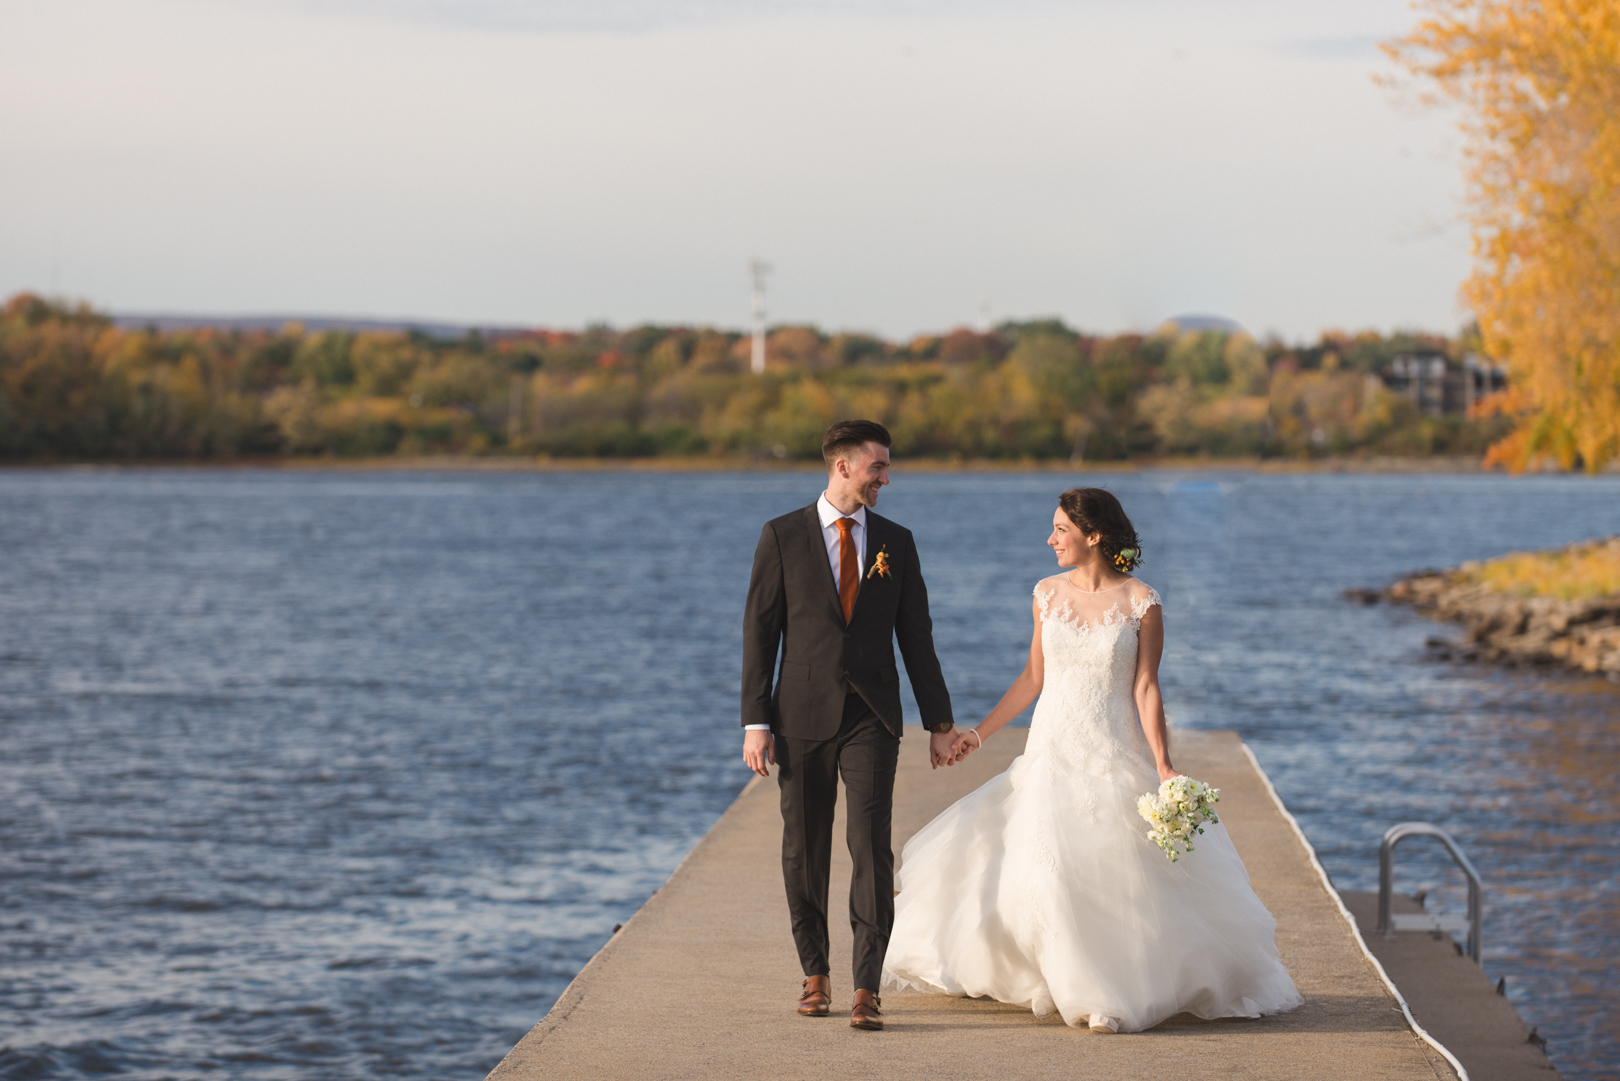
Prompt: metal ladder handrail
<box><xmin>1378</xmin><ymin>822</ymin><xmax>1483</xmax><ymax>963</ymax></box>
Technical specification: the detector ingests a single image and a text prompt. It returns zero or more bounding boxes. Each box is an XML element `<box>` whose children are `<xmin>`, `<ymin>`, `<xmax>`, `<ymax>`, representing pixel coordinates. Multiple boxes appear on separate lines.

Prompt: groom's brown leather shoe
<box><xmin>850</xmin><ymin>989</ymin><xmax>883</xmax><ymax>1030</ymax></box>
<box><xmin>798</xmin><ymin>975</ymin><xmax>831</xmax><ymax>1016</ymax></box>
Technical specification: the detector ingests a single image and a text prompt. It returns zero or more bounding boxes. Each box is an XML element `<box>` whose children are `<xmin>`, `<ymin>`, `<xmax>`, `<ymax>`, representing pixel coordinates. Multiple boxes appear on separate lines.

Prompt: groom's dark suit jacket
<box><xmin>742</xmin><ymin>504</ymin><xmax>954</xmax><ymax>741</ymax></box>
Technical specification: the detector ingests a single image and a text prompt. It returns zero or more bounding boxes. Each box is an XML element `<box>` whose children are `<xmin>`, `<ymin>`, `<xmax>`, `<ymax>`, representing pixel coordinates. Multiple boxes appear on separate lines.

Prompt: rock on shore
<box><xmin>1374</xmin><ymin>536</ymin><xmax>1620</xmax><ymax>676</ymax></box>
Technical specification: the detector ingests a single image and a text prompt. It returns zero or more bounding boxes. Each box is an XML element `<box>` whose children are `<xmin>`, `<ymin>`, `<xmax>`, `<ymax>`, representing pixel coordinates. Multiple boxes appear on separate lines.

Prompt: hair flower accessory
<box><xmin>867</xmin><ymin>545</ymin><xmax>891</xmax><ymax>580</ymax></box>
<box><xmin>1112</xmin><ymin>547</ymin><xmax>1140</xmax><ymax>572</ymax></box>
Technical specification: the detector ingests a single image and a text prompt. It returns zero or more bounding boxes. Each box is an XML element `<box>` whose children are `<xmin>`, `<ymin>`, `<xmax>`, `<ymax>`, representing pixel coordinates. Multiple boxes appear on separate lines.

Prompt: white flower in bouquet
<box><xmin>1136</xmin><ymin>776</ymin><xmax>1221</xmax><ymax>862</ymax></box>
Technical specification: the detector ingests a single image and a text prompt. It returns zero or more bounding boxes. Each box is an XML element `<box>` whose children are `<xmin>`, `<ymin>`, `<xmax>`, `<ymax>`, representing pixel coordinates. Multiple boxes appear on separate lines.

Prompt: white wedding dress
<box><xmin>881</xmin><ymin>574</ymin><xmax>1302</xmax><ymax>1032</ymax></box>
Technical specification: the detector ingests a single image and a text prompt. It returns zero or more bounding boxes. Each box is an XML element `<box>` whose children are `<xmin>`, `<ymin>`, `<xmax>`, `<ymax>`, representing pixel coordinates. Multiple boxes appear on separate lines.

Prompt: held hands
<box><xmin>948</xmin><ymin>728</ymin><xmax>982</xmax><ymax>765</ymax></box>
<box><xmin>930</xmin><ymin>727</ymin><xmax>982</xmax><ymax>768</ymax></box>
<box><xmin>744</xmin><ymin>729</ymin><xmax>776</xmax><ymax>778</ymax></box>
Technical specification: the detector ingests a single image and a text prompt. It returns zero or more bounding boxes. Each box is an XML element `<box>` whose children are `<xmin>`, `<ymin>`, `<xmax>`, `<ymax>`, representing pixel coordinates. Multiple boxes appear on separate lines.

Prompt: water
<box><xmin>0</xmin><ymin>468</ymin><xmax>1615</xmax><ymax>1080</ymax></box>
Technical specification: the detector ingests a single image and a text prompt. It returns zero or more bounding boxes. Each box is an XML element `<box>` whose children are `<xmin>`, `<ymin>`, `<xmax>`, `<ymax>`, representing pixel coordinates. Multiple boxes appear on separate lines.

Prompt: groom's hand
<box><xmin>929</xmin><ymin>728</ymin><xmax>956</xmax><ymax>770</ymax></box>
<box><xmin>743</xmin><ymin>729</ymin><xmax>776</xmax><ymax>777</ymax></box>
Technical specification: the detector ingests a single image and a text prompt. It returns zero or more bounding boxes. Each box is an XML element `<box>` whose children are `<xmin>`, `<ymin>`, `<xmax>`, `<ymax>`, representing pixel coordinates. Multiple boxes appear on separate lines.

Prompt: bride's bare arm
<box><xmin>1133</xmin><ymin>604</ymin><xmax>1178</xmax><ymax>781</ymax></box>
<box><xmin>950</xmin><ymin>596</ymin><xmax>1046</xmax><ymax>762</ymax></box>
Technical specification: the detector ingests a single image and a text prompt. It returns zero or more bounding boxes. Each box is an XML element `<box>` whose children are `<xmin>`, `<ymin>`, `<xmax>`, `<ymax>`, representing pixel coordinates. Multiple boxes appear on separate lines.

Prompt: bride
<box><xmin>881</xmin><ymin>487</ymin><xmax>1302</xmax><ymax>1033</ymax></box>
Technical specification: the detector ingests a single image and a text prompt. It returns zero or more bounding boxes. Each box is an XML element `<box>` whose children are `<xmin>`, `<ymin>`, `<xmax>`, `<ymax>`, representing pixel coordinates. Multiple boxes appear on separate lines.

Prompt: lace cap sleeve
<box><xmin>1034</xmin><ymin>583</ymin><xmax>1055</xmax><ymax>618</ymax></box>
<box><xmin>1129</xmin><ymin>585</ymin><xmax>1162</xmax><ymax>624</ymax></box>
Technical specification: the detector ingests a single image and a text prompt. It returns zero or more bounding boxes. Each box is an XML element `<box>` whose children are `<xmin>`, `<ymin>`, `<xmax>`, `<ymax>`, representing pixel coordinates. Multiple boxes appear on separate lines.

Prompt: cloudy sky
<box><xmin>0</xmin><ymin>0</ymin><xmax>1467</xmax><ymax>339</ymax></box>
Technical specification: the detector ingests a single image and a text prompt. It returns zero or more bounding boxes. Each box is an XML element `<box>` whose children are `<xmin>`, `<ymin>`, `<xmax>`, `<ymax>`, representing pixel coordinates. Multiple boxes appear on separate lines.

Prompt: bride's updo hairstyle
<box><xmin>1057</xmin><ymin>487</ymin><xmax>1143</xmax><ymax>572</ymax></box>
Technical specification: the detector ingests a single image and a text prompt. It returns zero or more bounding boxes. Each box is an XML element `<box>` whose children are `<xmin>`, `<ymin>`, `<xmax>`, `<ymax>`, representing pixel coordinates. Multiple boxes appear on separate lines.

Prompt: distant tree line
<box><xmin>0</xmin><ymin>293</ymin><xmax>1510</xmax><ymax>463</ymax></box>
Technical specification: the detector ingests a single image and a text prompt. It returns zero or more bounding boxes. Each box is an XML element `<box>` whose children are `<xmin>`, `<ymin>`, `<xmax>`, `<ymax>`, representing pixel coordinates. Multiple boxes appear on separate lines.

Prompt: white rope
<box><xmin>1239</xmin><ymin>743</ymin><xmax>1471</xmax><ymax>1081</ymax></box>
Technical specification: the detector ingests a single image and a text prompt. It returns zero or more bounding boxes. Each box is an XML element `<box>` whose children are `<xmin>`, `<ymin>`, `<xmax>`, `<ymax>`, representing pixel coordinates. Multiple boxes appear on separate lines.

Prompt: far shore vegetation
<box><xmin>0</xmin><ymin>294</ymin><xmax>1511</xmax><ymax>466</ymax></box>
<box><xmin>1385</xmin><ymin>535</ymin><xmax>1620</xmax><ymax>676</ymax></box>
<box><xmin>1462</xmin><ymin>538</ymin><xmax>1620</xmax><ymax>601</ymax></box>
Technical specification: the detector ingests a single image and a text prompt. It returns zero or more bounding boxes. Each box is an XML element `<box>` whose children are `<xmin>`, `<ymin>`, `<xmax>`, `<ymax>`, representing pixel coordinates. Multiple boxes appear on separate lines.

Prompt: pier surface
<box><xmin>1338</xmin><ymin>891</ymin><xmax>1560</xmax><ymax>1081</ymax></box>
<box><xmin>489</xmin><ymin>729</ymin><xmax>1456</xmax><ymax>1080</ymax></box>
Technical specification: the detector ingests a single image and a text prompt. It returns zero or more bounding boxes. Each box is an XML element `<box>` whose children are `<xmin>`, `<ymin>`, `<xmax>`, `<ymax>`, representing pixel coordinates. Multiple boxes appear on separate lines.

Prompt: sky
<box><xmin>0</xmin><ymin>0</ymin><xmax>1469</xmax><ymax>340</ymax></box>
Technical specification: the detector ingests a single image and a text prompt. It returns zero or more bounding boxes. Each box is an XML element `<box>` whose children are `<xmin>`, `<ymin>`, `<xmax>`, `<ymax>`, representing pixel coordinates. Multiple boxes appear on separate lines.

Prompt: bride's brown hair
<box><xmin>1057</xmin><ymin>488</ymin><xmax>1142</xmax><ymax>571</ymax></box>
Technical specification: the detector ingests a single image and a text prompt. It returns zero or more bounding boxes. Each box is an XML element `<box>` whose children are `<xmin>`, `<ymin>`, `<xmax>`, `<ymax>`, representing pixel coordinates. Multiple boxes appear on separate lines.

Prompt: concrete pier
<box><xmin>1339</xmin><ymin>892</ymin><xmax>1560</xmax><ymax>1081</ymax></box>
<box><xmin>488</xmin><ymin>729</ymin><xmax>1461</xmax><ymax>1080</ymax></box>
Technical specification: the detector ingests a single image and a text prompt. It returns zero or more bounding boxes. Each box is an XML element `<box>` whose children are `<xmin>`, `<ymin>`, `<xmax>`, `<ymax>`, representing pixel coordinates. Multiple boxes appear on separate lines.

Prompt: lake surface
<box><xmin>0</xmin><ymin>468</ymin><xmax>1616</xmax><ymax>1080</ymax></box>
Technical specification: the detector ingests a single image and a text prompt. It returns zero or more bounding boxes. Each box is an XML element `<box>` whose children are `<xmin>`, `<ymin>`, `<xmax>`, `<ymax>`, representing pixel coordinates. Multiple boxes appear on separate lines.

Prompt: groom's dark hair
<box><xmin>822</xmin><ymin>419</ymin><xmax>891</xmax><ymax>466</ymax></box>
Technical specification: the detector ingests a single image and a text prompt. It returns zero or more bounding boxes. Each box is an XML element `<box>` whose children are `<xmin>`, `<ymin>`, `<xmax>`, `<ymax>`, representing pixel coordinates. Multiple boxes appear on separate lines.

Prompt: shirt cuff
<box><xmin>743</xmin><ymin>724</ymin><xmax>773</xmax><ymax>731</ymax></box>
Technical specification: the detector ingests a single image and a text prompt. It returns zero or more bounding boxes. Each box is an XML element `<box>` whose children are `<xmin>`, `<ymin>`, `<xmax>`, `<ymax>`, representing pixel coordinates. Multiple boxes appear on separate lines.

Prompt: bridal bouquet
<box><xmin>1136</xmin><ymin>776</ymin><xmax>1221</xmax><ymax>862</ymax></box>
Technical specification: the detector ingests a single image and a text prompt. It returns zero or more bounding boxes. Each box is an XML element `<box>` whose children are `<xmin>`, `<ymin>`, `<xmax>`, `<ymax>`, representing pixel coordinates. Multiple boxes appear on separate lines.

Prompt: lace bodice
<box><xmin>1024</xmin><ymin>574</ymin><xmax>1161</xmax><ymax>780</ymax></box>
<box><xmin>1033</xmin><ymin>574</ymin><xmax>1160</xmax><ymax>636</ymax></box>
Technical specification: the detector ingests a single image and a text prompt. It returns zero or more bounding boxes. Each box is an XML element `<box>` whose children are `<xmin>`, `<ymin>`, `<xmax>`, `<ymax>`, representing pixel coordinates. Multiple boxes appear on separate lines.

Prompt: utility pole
<box><xmin>750</xmin><ymin>259</ymin><xmax>771</xmax><ymax>374</ymax></box>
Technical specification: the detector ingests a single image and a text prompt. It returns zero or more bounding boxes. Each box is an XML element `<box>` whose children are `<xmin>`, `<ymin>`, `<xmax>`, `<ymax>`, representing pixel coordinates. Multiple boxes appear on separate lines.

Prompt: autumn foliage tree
<box><xmin>1389</xmin><ymin>0</ymin><xmax>1620</xmax><ymax>472</ymax></box>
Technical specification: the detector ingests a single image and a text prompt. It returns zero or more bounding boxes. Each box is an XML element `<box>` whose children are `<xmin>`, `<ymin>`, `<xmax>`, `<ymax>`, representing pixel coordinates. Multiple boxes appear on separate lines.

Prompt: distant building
<box><xmin>1383</xmin><ymin>353</ymin><xmax>1507</xmax><ymax>416</ymax></box>
<box><xmin>1161</xmin><ymin>314</ymin><xmax>1246</xmax><ymax>336</ymax></box>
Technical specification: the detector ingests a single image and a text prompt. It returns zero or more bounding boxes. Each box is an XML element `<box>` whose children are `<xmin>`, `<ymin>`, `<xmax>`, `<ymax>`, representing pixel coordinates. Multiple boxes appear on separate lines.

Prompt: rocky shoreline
<box><xmin>1355</xmin><ymin>536</ymin><xmax>1620</xmax><ymax>677</ymax></box>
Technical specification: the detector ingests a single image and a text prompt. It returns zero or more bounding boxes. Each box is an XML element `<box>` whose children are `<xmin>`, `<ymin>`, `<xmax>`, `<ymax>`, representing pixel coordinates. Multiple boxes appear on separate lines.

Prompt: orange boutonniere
<box><xmin>867</xmin><ymin>545</ymin><xmax>891</xmax><ymax>580</ymax></box>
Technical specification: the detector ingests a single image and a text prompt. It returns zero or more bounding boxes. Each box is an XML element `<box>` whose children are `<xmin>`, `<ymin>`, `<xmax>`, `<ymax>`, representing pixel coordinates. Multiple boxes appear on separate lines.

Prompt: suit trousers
<box><xmin>776</xmin><ymin>692</ymin><xmax>900</xmax><ymax>992</ymax></box>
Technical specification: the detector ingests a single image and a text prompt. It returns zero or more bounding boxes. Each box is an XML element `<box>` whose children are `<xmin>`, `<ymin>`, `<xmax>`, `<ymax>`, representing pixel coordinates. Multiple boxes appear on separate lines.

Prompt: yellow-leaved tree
<box><xmin>1388</xmin><ymin>0</ymin><xmax>1620</xmax><ymax>472</ymax></box>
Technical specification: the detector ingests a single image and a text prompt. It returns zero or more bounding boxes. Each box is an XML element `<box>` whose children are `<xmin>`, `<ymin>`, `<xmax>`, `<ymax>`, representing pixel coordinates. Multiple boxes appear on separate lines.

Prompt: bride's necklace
<box><xmin>1066</xmin><ymin>570</ymin><xmax>1130</xmax><ymax>594</ymax></box>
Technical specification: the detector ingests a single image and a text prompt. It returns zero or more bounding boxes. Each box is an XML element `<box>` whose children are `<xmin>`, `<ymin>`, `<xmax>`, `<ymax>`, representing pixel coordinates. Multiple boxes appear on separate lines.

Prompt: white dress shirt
<box><xmin>745</xmin><ymin>493</ymin><xmax>868</xmax><ymax>733</ymax></box>
<box><xmin>815</xmin><ymin>492</ymin><xmax>867</xmax><ymax>590</ymax></box>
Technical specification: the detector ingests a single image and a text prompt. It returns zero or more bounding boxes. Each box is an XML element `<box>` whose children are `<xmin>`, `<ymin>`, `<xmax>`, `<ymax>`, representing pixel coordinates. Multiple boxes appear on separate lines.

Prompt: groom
<box><xmin>741</xmin><ymin>419</ymin><xmax>956</xmax><ymax>1032</ymax></box>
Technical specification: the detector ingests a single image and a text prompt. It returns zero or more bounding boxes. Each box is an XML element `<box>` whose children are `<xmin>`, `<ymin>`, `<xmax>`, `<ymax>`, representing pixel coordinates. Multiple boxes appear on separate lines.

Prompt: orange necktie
<box><xmin>836</xmin><ymin>517</ymin><xmax>859</xmax><ymax>623</ymax></box>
